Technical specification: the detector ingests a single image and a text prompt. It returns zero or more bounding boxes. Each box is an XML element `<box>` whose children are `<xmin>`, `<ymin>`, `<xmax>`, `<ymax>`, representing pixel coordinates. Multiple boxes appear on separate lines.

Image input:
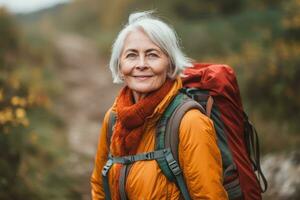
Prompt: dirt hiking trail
<box><xmin>54</xmin><ymin>33</ymin><xmax>121</xmax><ymax>199</ymax></box>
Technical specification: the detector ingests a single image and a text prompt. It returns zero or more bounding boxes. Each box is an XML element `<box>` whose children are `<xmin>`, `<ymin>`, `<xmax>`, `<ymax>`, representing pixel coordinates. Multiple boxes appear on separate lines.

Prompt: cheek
<box><xmin>152</xmin><ymin>61</ymin><xmax>169</xmax><ymax>75</ymax></box>
<box><xmin>119</xmin><ymin>62</ymin><xmax>132</xmax><ymax>75</ymax></box>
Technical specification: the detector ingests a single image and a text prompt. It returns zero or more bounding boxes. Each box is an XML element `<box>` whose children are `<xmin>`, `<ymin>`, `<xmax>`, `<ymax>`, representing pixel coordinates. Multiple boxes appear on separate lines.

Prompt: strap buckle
<box><xmin>102</xmin><ymin>159</ymin><xmax>113</xmax><ymax>176</ymax></box>
<box><xmin>164</xmin><ymin>148</ymin><xmax>182</xmax><ymax>176</ymax></box>
<box><xmin>168</xmin><ymin>159</ymin><xmax>182</xmax><ymax>176</ymax></box>
<box><xmin>145</xmin><ymin>152</ymin><xmax>155</xmax><ymax>160</ymax></box>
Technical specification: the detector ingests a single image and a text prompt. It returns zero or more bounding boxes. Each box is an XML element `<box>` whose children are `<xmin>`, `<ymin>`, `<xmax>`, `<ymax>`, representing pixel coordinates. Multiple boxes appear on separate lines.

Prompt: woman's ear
<box><xmin>167</xmin><ymin>62</ymin><xmax>175</xmax><ymax>78</ymax></box>
<box><xmin>117</xmin><ymin>63</ymin><xmax>125</xmax><ymax>81</ymax></box>
<box><xmin>118</xmin><ymin>71</ymin><xmax>124</xmax><ymax>81</ymax></box>
<box><xmin>119</xmin><ymin>74</ymin><xmax>124</xmax><ymax>81</ymax></box>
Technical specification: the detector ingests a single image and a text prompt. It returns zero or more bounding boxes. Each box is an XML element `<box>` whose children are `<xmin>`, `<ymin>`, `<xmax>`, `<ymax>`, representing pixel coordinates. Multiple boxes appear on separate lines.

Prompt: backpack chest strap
<box><xmin>104</xmin><ymin>148</ymin><xmax>169</xmax><ymax>168</ymax></box>
<box><xmin>101</xmin><ymin>148</ymin><xmax>179</xmax><ymax>200</ymax></box>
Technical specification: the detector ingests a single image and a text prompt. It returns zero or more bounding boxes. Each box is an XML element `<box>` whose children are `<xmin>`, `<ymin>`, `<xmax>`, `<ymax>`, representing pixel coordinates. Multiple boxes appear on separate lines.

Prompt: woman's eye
<box><xmin>126</xmin><ymin>53</ymin><xmax>137</xmax><ymax>58</ymax></box>
<box><xmin>148</xmin><ymin>53</ymin><xmax>158</xmax><ymax>58</ymax></box>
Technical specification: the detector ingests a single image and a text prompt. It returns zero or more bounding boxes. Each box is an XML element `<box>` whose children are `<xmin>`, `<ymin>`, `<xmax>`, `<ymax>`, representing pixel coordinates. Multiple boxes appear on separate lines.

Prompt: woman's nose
<box><xmin>136</xmin><ymin>56</ymin><xmax>149</xmax><ymax>70</ymax></box>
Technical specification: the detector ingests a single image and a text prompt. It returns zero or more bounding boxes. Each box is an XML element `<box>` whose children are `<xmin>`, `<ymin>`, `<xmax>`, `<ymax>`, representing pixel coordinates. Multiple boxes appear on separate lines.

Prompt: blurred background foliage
<box><xmin>0</xmin><ymin>0</ymin><xmax>299</xmax><ymax>199</ymax></box>
<box><xmin>0</xmin><ymin>7</ymin><xmax>80</xmax><ymax>200</ymax></box>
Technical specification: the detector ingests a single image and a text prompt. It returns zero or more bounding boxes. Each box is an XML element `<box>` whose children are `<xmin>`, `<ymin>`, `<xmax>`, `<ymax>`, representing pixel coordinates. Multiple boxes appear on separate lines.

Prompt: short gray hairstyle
<box><xmin>109</xmin><ymin>11</ymin><xmax>193</xmax><ymax>83</ymax></box>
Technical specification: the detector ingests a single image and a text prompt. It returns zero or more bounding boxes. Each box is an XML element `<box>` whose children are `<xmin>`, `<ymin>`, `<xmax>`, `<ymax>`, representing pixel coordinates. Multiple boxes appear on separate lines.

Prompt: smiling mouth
<box><xmin>132</xmin><ymin>75</ymin><xmax>153</xmax><ymax>80</ymax></box>
<box><xmin>133</xmin><ymin>75</ymin><xmax>153</xmax><ymax>78</ymax></box>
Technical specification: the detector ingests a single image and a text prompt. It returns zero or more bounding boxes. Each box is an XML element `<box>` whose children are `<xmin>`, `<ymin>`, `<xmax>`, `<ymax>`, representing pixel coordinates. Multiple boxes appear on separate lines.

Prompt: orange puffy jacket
<box><xmin>91</xmin><ymin>77</ymin><xmax>228</xmax><ymax>199</ymax></box>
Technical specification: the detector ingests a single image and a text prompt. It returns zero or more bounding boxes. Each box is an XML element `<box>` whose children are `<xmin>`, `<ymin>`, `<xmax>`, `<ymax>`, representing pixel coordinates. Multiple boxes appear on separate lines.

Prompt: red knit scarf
<box><xmin>110</xmin><ymin>79</ymin><xmax>174</xmax><ymax>199</ymax></box>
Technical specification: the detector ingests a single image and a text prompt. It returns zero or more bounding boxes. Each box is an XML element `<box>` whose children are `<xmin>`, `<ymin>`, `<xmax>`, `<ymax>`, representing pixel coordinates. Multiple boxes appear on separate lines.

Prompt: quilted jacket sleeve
<box><xmin>90</xmin><ymin>109</ymin><xmax>111</xmax><ymax>200</ymax></box>
<box><xmin>179</xmin><ymin>109</ymin><xmax>228</xmax><ymax>199</ymax></box>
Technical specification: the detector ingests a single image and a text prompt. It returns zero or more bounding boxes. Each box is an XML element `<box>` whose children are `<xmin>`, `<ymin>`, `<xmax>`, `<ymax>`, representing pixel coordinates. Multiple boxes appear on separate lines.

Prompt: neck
<box><xmin>132</xmin><ymin>91</ymin><xmax>147</xmax><ymax>103</ymax></box>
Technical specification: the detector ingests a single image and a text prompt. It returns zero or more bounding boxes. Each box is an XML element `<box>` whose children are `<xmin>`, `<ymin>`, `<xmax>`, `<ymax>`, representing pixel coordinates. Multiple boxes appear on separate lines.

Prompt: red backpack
<box><xmin>178</xmin><ymin>63</ymin><xmax>268</xmax><ymax>199</ymax></box>
<box><xmin>102</xmin><ymin>63</ymin><xmax>267</xmax><ymax>200</ymax></box>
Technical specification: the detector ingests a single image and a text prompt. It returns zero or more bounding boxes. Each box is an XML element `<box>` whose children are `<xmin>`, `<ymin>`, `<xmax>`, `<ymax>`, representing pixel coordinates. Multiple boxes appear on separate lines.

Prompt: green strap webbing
<box><xmin>106</xmin><ymin>111</ymin><xmax>116</xmax><ymax>146</ymax></box>
<box><xmin>102</xmin><ymin>158</ymin><xmax>113</xmax><ymax>200</ymax></box>
<box><xmin>164</xmin><ymin>148</ymin><xmax>192</xmax><ymax>200</ymax></box>
<box><xmin>156</xmin><ymin>93</ymin><xmax>185</xmax><ymax>181</ymax></box>
<box><xmin>119</xmin><ymin>165</ymin><xmax>129</xmax><ymax>200</ymax></box>
<box><xmin>156</xmin><ymin>93</ymin><xmax>204</xmax><ymax>200</ymax></box>
<box><xmin>111</xmin><ymin>149</ymin><xmax>167</xmax><ymax>164</ymax></box>
<box><xmin>103</xmin><ymin>111</ymin><xmax>116</xmax><ymax>200</ymax></box>
<box><xmin>164</xmin><ymin>99</ymin><xmax>205</xmax><ymax>200</ymax></box>
<box><xmin>101</xmin><ymin>149</ymin><xmax>171</xmax><ymax>199</ymax></box>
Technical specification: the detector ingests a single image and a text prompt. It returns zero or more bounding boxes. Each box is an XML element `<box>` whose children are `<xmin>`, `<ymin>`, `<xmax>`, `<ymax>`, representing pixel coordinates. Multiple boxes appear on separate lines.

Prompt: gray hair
<box><xmin>109</xmin><ymin>11</ymin><xmax>193</xmax><ymax>83</ymax></box>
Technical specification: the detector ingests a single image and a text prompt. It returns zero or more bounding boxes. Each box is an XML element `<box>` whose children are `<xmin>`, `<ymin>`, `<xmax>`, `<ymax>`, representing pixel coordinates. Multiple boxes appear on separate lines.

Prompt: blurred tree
<box><xmin>0</xmin><ymin>8</ymin><xmax>80</xmax><ymax>200</ymax></box>
<box><xmin>171</xmin><ymin>0</ymin><xmax>245</xmax><ymax>19</ymax></box>
<box><xmin>0</xmin><ymin>8</ymin><xmax>19</xmax><ymax>68</ymax></box>
<box><xmin>245</xmin><ymin>0</ymin><xmax>300</xmax><ymax>128</ymax></box>
<box><xmin>0</xmin><ymin>8</ymin><xmax>33</xmax><ymax>199</ymax></box>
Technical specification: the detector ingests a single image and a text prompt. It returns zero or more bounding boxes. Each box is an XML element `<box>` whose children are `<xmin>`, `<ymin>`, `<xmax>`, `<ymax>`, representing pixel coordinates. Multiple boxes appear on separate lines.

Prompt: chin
<box><xmin>130</xmin><ymin>84</ymin><xmax>155</xmax><ymax>92</ymax></box>
<box><xmin>131</xmin><ymin>86</ymin><xmax>159</xmax><ymax>95</ymax></box>
<box><xmin>133</xmin><ymin>88</ymin><xmax>154</xmax><ymax>94</ymax></box>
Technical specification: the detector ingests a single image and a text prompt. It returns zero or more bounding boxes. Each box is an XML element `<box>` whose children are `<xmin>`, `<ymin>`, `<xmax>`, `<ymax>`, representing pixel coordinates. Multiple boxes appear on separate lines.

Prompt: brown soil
<box><xmin>54</xmin><ymin>33</ymin><xmax>121</xmax><ymax>199</ymax></box>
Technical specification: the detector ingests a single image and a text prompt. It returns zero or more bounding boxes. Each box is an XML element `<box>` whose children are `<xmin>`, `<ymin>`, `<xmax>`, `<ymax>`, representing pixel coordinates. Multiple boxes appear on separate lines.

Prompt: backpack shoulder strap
<box><xmin>106</xmin><ymin>111</ymin><xmax>116</xmax><ymax>146</ymax></box>
<box><xmin>105</xmin><ymin>111</ymin><xmax>133</xmax><ymax>200</ymax></box>
<box><xmin>156</xmin><ymin>92</ymin><xmax>205</xmax><ymax>170</ymax></box>
<box><xmin>103</xmin><ymin>111</ymin><xmax>116</xmax><ymax>200</ymax></box>
<box><xmin>165</xmin><ymin>96</ymin><xmax>205</xmax><ymax>162</ymax></box>
<box><xmin>156</xmin><ymin>92</ymin><xmax>205</xmax><ymax>200</ymax></box>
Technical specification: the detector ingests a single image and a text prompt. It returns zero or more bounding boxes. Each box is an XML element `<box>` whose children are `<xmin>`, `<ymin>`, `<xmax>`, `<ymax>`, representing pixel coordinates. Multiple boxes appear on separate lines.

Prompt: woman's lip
<box><xmin>132</xmin><ymin>75</ymin><xmax>153</xmax><ymax>80</ymax></box>
<box><xmin>133</xmin><ymin>75</ymin><xmax>153</xmax><ymax>78</ymax></box>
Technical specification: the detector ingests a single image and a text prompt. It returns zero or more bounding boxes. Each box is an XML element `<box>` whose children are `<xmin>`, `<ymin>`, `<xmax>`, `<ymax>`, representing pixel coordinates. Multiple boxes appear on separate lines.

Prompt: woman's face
<box><xmin>119</xmin><ymin>29</ymin><xmax>170</xmax><ymax>101</ymax></box>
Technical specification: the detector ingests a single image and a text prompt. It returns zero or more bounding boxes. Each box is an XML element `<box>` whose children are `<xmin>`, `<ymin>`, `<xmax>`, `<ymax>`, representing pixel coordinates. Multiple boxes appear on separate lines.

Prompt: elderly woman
<box><xmin>91</xmin><ymin>11</ymin><xmax>228</xmax><ymax>200</ymax></box>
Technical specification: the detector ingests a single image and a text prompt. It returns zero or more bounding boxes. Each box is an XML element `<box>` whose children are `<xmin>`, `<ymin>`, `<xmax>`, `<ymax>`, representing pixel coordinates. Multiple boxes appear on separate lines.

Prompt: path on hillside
<box><xmin>54</xmin><ymin>34</ymin><xmax>121</xmax><ymax>200</ymax></box>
